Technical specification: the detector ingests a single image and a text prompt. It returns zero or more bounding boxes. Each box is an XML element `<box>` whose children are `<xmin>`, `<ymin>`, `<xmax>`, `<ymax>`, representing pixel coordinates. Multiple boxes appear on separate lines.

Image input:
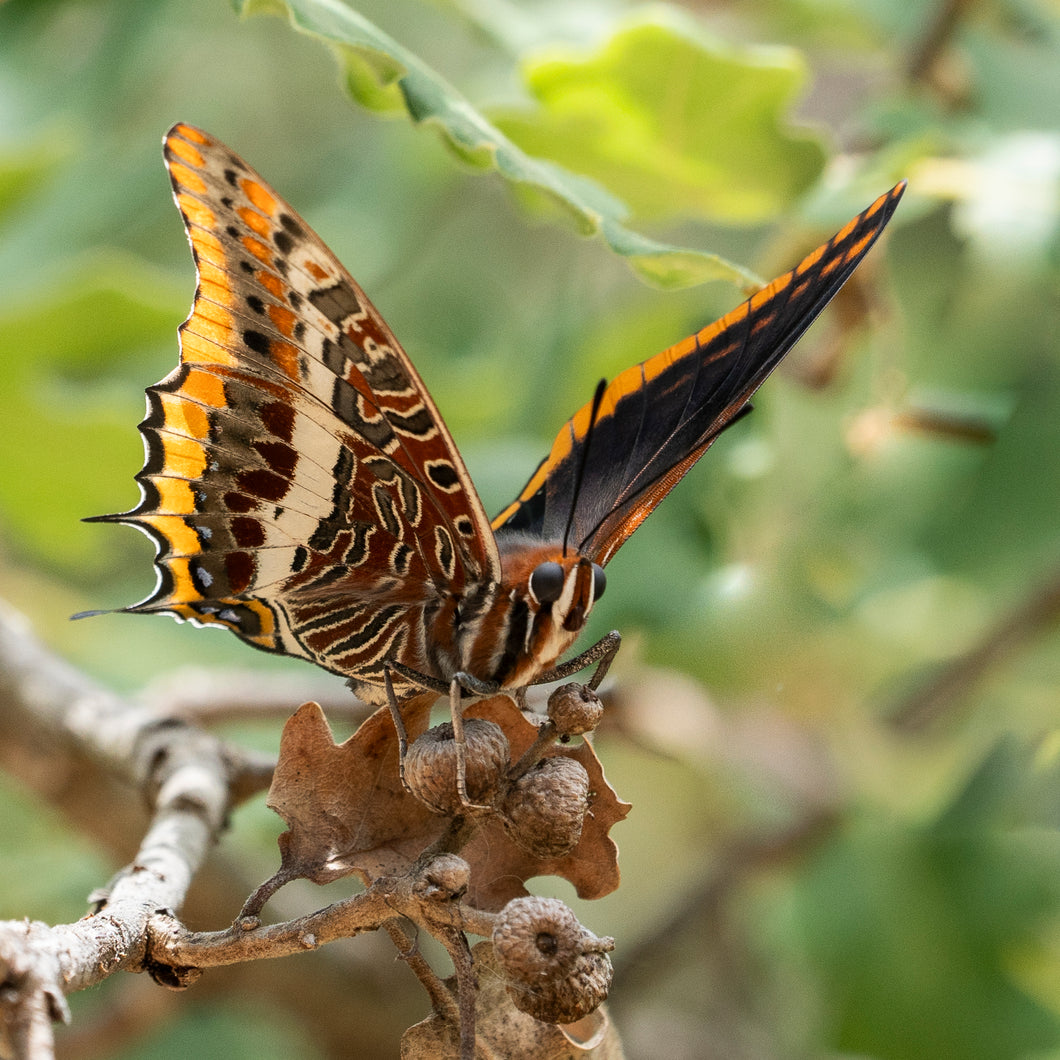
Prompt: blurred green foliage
<box><xmin>494</xmin><ymin>16</ymin><xmax>827</xmax><ymax>222</ymax></box>
<box><xmin>1</xmin><ymin>0</ymin><xmax>1060</xmax><ymax>1057</ymax></box>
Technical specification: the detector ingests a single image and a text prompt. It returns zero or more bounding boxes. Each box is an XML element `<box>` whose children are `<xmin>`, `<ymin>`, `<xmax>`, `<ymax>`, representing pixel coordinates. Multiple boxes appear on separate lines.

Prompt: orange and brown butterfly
<box><xmin>87</xmin><ymin>123</ymin><xmax>904</xmax><ymax>706</ymax></box>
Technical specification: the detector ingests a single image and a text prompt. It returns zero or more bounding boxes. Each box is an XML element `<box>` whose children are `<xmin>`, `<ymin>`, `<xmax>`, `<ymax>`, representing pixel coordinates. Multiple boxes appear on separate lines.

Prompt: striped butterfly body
<box><xmin>92</xmin><ymin>124</ymin><xmax>904</xmax><ymax>707</ymax></box>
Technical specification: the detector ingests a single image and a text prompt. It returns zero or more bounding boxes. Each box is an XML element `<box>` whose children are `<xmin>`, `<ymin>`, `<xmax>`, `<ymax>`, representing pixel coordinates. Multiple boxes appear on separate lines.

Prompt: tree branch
<box><xmin>148</xmin><ymin>861</ymin><xmax>494</xmax><ymax>973</ymax></box>
<box><xmin>0</xmin><ymin>608</ymin><xmax>429</xmax><ymax>1058</ymax></box>
<box><xmin>0</xmin><ymin>604</ymin><xmax>262</xmax><ymax>1055</ymax></box>
<box><xmin>0</xmin><ymin>602</ymin><xmax>619</xmax><ymax>1058</ymax></box>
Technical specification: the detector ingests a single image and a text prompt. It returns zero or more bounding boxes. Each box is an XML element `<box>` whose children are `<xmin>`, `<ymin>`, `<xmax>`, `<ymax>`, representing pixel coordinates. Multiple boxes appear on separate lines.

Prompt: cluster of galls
<box><xmin>403</xmin><ymin>683</ymin><xmax>604</xmax><ymax>858</ymax></box>
<box><xmin>402</xmin><ymin>682</ymin><xmax>613</xmax><ymax>1024</ymax></box>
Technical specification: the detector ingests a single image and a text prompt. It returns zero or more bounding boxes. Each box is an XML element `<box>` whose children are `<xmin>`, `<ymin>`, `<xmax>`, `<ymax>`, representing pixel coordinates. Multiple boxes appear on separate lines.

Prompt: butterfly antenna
<box><xmin>562</xmin><ymin>379</ymin><xmax>608</xmax><ymax>557</ymax></box>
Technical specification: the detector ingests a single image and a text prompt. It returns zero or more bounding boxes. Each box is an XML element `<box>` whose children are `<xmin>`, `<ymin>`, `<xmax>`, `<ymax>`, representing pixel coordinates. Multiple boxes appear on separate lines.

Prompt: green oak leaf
<box><xmin>493</xmin><ymin>18</ymin><xmax>828</xmax><ymax>223</ymax></box>
<box><xmin>236</xmin><ymin>0</ymin><xmax>769</xmax><ymax>289</ymax></box>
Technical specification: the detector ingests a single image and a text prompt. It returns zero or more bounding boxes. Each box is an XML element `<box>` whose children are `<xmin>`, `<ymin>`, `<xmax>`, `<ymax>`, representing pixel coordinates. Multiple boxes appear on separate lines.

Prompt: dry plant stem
<box><xmin>416</xmin><ymin>815</ymin><xmax>480</xmax><ymax>865</ymax></box>
<box><xmin>238</xmin><ymin>866</ymin><xmax>302</xmax><ymax>922</ymax></box>
<box><xmin>384</xmin><ymin>921</ymin><xmax>459</xmax><ymax>1024</ymax></box>
<box><xmin>508</xmin><ymin>719</ymin><xmax>559</xmax><ymax>781</ymax></box>
<box><xmin>152</xmin><ymin>863</ymin><xmax>496</xmax><ymax>971</ymax></box>
<box><xmin>436</xmin><ymin>927</ymin><xmax>478</xmax><ymax>1060</ymax></box>
<box><xmin>152</xmin><ymin>889</ymin><xmax>392</xmax><ymax>967</ymax></box>
<box><xmin>891</xmin><ymin>564</ymin><xmax>1060</xmax><ymax>732</ymax></box>
<box><xmin>0</xmin><ymin>605</ymin><xmax>258</xmax><ymax>1058</ymax></box>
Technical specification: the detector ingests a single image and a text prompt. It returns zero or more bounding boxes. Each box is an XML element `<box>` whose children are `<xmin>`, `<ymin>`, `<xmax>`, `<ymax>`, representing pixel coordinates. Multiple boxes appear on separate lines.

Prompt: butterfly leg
<box><xmin>584</xmin><ymin>630</ymin><xmax>621</xmax><ymax>691</ymax></box>
<box><xmin>532</xmin><ymin>629</ymin><xmax>622</xmax><ymax>691</ymax></box>
<box><xmin>448</xmin><ymin>676</ymin><xmax>494</xmax><ymax>813</ymax></box>
<box><xmin>382</xmin><ymin>662</ymin><xmax>501</xmax><ymax>809</ymax></box>
<box><xmin>384</xmin><ymin>667</ymin><xmax>412</xmax><ymax>793</ymax></box>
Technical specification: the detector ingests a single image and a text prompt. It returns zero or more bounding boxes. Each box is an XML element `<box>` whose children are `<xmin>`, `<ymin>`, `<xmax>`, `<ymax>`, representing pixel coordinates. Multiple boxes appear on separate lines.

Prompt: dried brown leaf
<box><xmin>461</xmin><ymin>698</ymin><xmax>630</xmax><ymax>912</ymax></box>
<box><xmin>266</xmin><ymin>695</ymin><xmax>439</xmax><ymax>886</ymax></box>
<box><xmin>265</xmin><ymin>695</ymin><xmax>629</xmax><ymax>909</ymax></box>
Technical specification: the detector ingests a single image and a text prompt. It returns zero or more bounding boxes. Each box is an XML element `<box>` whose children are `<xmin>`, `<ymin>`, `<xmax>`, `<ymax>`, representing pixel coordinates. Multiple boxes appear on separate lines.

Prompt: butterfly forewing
<box><xmin>91</xmin><ymin>123</ymin><xmax>904</xmax><ymax>700</ymax></box>
<box><xmin>492</xmin><ymin>181</ymin><xmax>906</xmax><ymax>565</ymax></box>
<box><xmin>97</xmin><ymin>124</ymin><xmax>501</xmax><ymax>686</ymax></box>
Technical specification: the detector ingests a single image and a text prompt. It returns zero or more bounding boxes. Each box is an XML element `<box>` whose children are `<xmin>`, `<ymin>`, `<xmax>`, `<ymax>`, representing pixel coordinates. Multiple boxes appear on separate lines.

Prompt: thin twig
<box><xmin>151</xmin><ymin>859</ymin><xmax>496</xmax><ymax>972</ymax></box>
<box><xmin>384</xmin><ymin>921</ymin><xmax>460</xmax><ymax>1024</ymax></box>
<box><xmin>436</xmin><ymin>926</ymin><xmax>478</xmax><ymax>1060</ymax></box>
<box><xmin>891</xmin><ymin>565</ymin><xmax>1060</xmax><ymax>732</ymax></box>
<box><xmin>905</xmin><ymin>0</ymin><xmax>975</xmax><ymax>87</ymax></box>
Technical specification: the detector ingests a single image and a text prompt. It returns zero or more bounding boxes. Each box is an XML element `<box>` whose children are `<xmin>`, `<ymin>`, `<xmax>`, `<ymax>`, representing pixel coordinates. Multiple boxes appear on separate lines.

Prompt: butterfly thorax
<box><xmin>457</xmin><ymin>538</ymin><xmax>606</xmax><ymax>689</ymax></box>
<box><xmin>343</xmin><ymin>545</ymin><xmax>602</xmax><ymax>706</ymax></box>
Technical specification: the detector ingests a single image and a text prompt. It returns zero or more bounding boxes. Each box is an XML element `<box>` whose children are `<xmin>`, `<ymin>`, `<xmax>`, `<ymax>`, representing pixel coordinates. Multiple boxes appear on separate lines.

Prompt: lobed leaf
<box><xmin>266</xmin><ymin>696</ymin><xmax>629</xmax><ymax>910</ymax></box>
<box><xmin>236</xmin><ymin>0</ymin><xmax>786</xmax><ymax>289</ymax></box>
<box><xmin>494</xmin><ymin>18</ymin><xmax>827</xmax><ymax>224</ymax></box>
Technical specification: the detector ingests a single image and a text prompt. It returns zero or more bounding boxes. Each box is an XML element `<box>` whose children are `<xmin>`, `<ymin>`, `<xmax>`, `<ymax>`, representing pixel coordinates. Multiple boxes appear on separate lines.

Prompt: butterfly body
<box><xmin>91</xmin><ymin>124</ymin><xmax>904</xmax><ymax>703</ymax></box>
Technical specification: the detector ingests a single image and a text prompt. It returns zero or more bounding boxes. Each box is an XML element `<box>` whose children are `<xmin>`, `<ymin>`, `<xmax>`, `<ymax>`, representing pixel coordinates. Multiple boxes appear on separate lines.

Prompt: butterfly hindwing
<box><xmin>493</xmin><ymin>182</ymin><xmax>906</xmax><ymax>565</ymax></box>
<box><xmin>96</xmin><ymin>123</ymin><xmax>501</xmax><ymax>684</ymax></box>
<box><xmin>91</xmin><ymin>123</ymin><xmax>903</xmax><ymax>699</ymax></box>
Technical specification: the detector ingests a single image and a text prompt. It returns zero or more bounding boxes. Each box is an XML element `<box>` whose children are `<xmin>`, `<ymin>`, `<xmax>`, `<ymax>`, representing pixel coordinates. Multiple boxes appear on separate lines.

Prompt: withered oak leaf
<box><xmin>265</xmin><ymin>694</ymin><xmax>629</xmax><ymax>911</ymax></box>
<box><xmin>461</xmin><ymin>698</ymin><xmax>630</xmax><ymax>911</ymax></box>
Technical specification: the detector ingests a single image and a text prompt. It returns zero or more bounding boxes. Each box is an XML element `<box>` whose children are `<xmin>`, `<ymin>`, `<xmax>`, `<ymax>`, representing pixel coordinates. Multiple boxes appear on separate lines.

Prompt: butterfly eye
<box><xmin>591</xmin><ymin>562</ymin><xmax>606</xmax><ymax>601</ymax></box>
<box><xmin>529</xmin><ymin>561</ymin><xmax>565</xmax><ymax>604</ymax></box>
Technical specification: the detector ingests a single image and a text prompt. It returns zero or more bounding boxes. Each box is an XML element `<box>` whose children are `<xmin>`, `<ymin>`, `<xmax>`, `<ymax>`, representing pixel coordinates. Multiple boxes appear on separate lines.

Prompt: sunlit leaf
<box><xmin>236</xmin><ymin>0</ymin><xmax>762</xmax><ymax>288</ymax></box>
<box><xmin>494</xmin><ymin>17</ymin><xmax>827</xmax><ymax>223</ymax></box>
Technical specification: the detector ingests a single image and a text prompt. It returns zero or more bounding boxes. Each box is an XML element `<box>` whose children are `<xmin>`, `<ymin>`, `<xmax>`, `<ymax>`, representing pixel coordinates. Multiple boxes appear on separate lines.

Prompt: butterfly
<box><xmin>89</xmin><ymin>123</ymin><xmax>904</xmax><ymax>709</ymax></box>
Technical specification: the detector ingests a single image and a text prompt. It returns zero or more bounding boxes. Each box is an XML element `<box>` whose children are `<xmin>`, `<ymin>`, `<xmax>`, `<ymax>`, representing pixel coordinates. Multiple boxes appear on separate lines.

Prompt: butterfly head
<box><xmin>500</xmin><ymin>542</ymin><xmax>607</xmax><ymax>637</ymax></box>
<box><xmin>527</xmin><ymin>556</ymin><xmax>606</xmax><ymax>632</ymax></box>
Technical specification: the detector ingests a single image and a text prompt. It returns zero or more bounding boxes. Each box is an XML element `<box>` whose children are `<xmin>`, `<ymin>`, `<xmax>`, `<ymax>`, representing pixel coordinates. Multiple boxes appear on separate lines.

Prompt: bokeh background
<box><xmin>2</xmin><ymin>0</ymin><xmax>1060</xmax><ymax>1057</ymax></box>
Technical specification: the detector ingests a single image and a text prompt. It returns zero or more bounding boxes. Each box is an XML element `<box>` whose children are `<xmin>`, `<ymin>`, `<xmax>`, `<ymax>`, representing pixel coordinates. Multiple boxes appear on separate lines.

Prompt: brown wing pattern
<box><xmin>92</xmin><ymin>124</ymin><xmax>500</xmax><ymax>683</ymax></box>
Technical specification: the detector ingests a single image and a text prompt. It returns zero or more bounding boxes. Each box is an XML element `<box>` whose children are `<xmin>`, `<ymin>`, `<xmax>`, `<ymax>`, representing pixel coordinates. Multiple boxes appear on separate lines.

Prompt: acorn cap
<box><xmin>403</xmin><ymin>718</ymin><xmax>510</xmax><ymax>815</ymax></box>
<box><xmin>500</xmin><ymin>755</ymin><xmax>590</xmax><ymax>859</ymax></box>
<box><xmin>547</xmin><ymin>683</ymin><xmax>605</xmax><ymax>737</ymax></box>
<box><xmin>413</xmin><ymin>854</ymin><xmax>470</xmax><ymax>902</ymax></box>
<box><xmin>492</xmin><ymin>896</ymin><xmax>614</xmax><ymax>1024</ymax></box>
